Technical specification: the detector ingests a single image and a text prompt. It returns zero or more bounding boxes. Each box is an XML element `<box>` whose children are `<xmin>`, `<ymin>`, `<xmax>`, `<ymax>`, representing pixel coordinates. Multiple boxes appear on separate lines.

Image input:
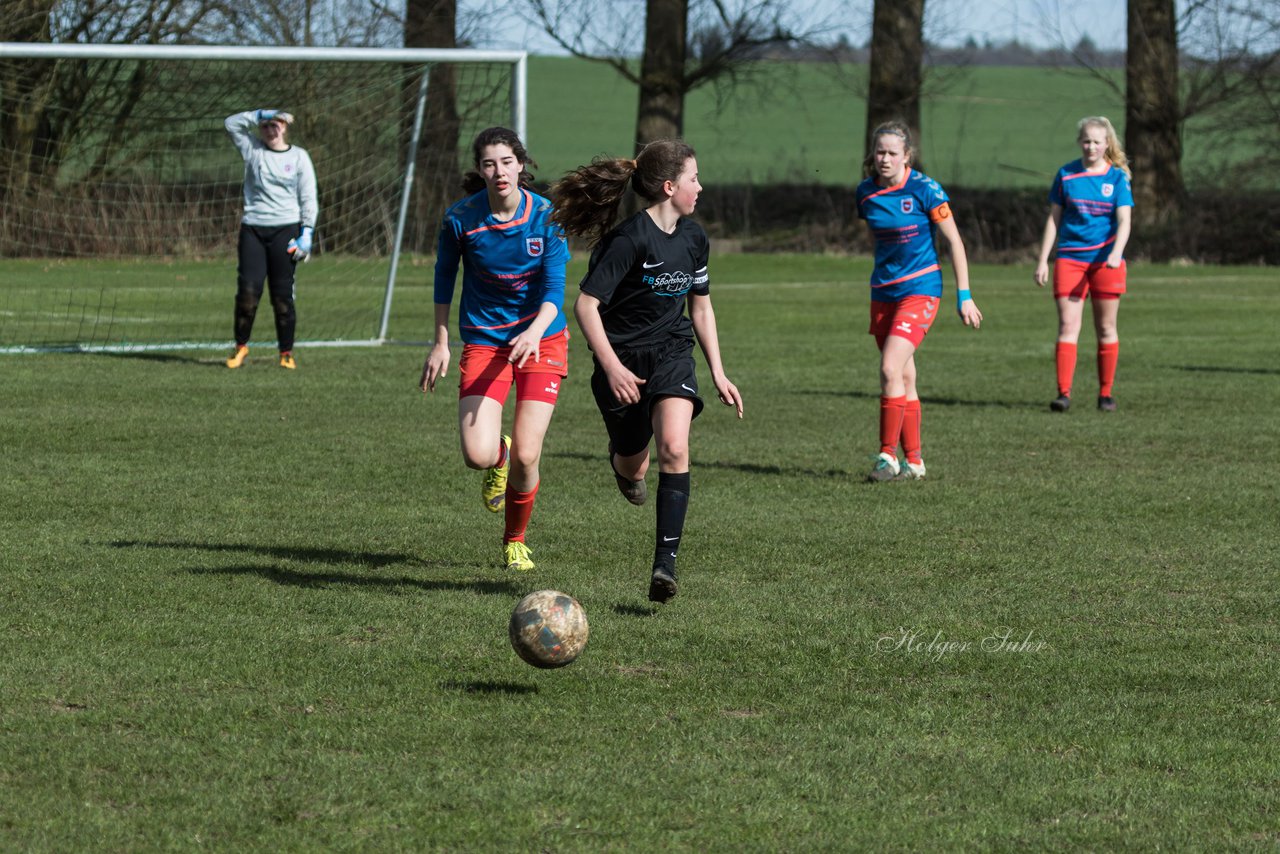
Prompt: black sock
<box><xmin>654</xmin><ymin>471</ymin><xmax>690</xmax><ymax>573</ymax></box>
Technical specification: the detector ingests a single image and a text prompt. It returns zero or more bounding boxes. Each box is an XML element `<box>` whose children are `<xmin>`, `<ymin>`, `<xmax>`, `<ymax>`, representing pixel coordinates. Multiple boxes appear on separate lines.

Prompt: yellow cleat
<box><xmin>503</xmin><ymin>540</ymin><xmax>535</xmax><ymax>572</ymax></box>
<box><xmin>279</xmin><ymin>352</ymin><xmax>296</xmax><ymax>370</ymax></box>
<box><xmin>225</xmin><ymin>345</ymin><xmax>249</xmax><ymax>369</ymax></box>
<box><xmin>482</xmin><ymin>434</ymin><xmax>510</xmax><ymax>512</ymax></box>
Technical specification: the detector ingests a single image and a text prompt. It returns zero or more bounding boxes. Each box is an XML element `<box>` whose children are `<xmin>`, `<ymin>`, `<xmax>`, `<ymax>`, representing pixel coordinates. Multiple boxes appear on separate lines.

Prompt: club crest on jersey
<box><xmin>1102</xmin><ymin>183</ymin><xmax>1114</xmax><ymax>197</ymax></box>
<box><xmin>526</xmin><ymin>237</ymin><xmax>544</xmax><ymax>257</ymax></box>
<box><xmin>900</xmin><ymin>198</ymin><xmax>914</xmax><ymax>214</ymax></box>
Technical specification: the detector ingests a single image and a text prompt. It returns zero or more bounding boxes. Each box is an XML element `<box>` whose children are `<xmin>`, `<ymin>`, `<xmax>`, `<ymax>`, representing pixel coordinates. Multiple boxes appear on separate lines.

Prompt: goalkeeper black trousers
<box><xmin>235</xmin><ymin>223</ymin><xmax>299</xmax><ymax>351</ymax></box>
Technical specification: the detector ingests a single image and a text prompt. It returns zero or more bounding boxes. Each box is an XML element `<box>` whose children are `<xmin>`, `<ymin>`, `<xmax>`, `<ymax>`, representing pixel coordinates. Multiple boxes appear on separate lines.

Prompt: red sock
<box><xmin>503</xmin><ymin>481</ymin><xmax>539</xmax><ymax>544</ymax></box>
<box><xmin>901</xmin><ymin>399</ymin><xmax>923</xmax><ymax>464</ymax></box>
<box><xmin>1097</xmin><ymin>341</ymin><xmax>1119</xmax><ymax>397</ymax></box>
<box><xmin>1055</xmin><ymin>342</ymin><xmax>1078</xmax><ymax>397</ymax></box>
<box><xmin>495</xmin><ymin>436</ymin><xmax>509</xmax><ymax>469</ymax></box>
<box><xmin>879</xmin><ymin>395</ymin><xmax>907</xmax><ymax>457</ymax></box>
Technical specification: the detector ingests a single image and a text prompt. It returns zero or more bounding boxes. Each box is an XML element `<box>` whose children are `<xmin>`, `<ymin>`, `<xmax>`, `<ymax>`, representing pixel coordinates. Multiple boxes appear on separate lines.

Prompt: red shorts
<box><xmin>1054</xmin><ymin>258</ymin><xmax>1126</xmax><ymax>299</ymax></box>
<box><xmin>458</xmin><ymin>329</ymin><xmax>569</xmax><ymax>405</ymax></box>
<box><xmin>869</xmin><ymin>295</ymin><xmax>939</xmax><ymax>349</ymax></box>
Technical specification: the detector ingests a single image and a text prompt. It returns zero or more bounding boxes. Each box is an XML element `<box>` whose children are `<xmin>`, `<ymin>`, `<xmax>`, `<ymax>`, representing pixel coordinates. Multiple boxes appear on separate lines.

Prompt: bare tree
<box><xmin>1177</xmin><ymin>0</ymin><xmax>1280</xmax><ymax>183</ymax></box>
<box><xmin>1042</xmin><ymin>1</ymin><xmax>1279</xmax><ymax>227</ymax></box>
<box><xmin>1126</xmin><ymin>0</ymin><xmax>1184</xmax><ymax>226</ymax></box>
<box><xmin>403</xmin><ymin>0</ymin><xmax>461</xmax><ymax>251</ymax></box>
<box><xmin>524</xmin><ymin>0</ymin><xmax>809</xmax><ymax>151</ymax></box>
<box><xmin>636</xmin><ymin>0</ymin><xmax>687</xmax><ymax>146</ymax></box>
<box><xmin>0</xmin><ymin>0</ymin><xmax>235</xmax><ymax>196</ymax></box>
<box><xmin>220</xmin><ymin>0</ymin><xmax>402</xmax><ymax>47</ymax></box>
<box><xmin>865</xmin><ymin>0</ymin><xmax>925</xmax><ymax>171</ymax></box>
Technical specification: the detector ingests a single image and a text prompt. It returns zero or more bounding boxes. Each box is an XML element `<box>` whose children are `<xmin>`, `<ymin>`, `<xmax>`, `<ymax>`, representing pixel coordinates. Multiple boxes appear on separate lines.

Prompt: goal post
<box><xmin>0</xmin><ymin>42</ymin><xmax>527</xmax><ymax>354</ymax></box>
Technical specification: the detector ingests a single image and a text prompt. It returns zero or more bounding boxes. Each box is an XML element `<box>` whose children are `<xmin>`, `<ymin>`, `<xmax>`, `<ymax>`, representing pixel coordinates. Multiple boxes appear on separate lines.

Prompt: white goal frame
<box><xmin>0</xmin><ymin>42</ymin><xmax>528</xmax><ymax>352</ymax></box>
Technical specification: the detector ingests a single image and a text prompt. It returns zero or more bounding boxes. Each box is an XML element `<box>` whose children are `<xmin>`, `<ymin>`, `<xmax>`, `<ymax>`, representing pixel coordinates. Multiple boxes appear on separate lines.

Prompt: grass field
<box><xmin>526</xmin><ymin>56</ymin><xmax>1252</xmax><ymax>190</ymax></box>
<box><xmin>2</xmin><ymin>256</ymin><xmax>1278</xmax><ymax>849</ymax></box>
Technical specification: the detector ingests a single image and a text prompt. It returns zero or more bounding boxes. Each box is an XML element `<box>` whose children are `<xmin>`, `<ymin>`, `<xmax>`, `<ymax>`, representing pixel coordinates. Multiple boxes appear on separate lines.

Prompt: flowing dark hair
<box><xmin>462</xmin><ymin>126</ymin><xmax>537</xmax><ymax>195</ymax></box>
<box><xmin>862</xmin><ymin>120</ymin><xmax>915</xmax><ymax>178</ymax></box>
<box><xmin>550</xmin><ymin>139</ymin><xmax>696</xmax><ymax>245</ymax></box>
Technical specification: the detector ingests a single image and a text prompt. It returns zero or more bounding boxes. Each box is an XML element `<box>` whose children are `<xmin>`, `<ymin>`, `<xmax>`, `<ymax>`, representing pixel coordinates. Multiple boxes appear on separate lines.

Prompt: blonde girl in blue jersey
<box><xmin>1034</xmin><ymin>116</ymin><xmax>1133</xmax><ymax>412</ymax></box>
<box><xmin>419</xmin><ymin>127</ymin><xmax>570</xmax><ymax>573</ymax></box>
<box><xmin>856</xmin><ymin>122</ymin><xmax>982</xmax><ymax>483</ymax></box>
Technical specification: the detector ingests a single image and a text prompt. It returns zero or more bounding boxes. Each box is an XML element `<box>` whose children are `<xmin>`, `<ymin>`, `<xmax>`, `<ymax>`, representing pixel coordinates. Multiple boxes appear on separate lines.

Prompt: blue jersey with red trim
<box><xmin>856</xmin><ymin>168</ymin><xmax>950</xmax><ymax>301</ymax></box>
<box><xmin>1049</xmin><ymin>160</ymin><xmax>1134</xmax><ymax>263</ymax></box>
<box><xmin>434</xmin><ymin>188</ymin><xmax>570</xmax><ymax>346</ymax></box>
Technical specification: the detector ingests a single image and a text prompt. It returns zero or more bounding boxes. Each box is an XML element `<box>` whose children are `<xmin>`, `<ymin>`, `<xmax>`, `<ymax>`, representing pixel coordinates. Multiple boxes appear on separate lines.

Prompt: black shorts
<box><xmin>591</xmin><ymin>337</ymin><xmax>704</xmax><ymax>457</ymax></box>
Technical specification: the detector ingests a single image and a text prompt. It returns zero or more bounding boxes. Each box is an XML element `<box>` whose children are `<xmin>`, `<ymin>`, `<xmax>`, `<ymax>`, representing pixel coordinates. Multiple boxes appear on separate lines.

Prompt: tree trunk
<box><xmin>635</xmin><ymin>0</ymin><xmax>687</xmax><ymax>152</ymax></box>
<box><xmin>0</xmin><ymin>0</ymin><xmax>55</xmax><ymax>199</ymax></box>
<box><xmin>404</xmin><ymin>0</ymin><xmax>460</xmax><ymax>253</ymax></box>
<box><xmin>865</xmin><ymin>0</ymin><xmax>925</xmax><ymax>173</ymax></box>
<box><xmin>1126</xmin><ymin>0</ymin><xmax>1184</xmax><ymax>228</ymax></box>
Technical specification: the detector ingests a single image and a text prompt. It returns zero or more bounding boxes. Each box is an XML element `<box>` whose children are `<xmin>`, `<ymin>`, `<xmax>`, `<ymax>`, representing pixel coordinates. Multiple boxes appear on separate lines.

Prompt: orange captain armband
<box><xmin>928</xmin><ymin>202</ymin><xmax>953</xmax><ymax>222</ymax></box>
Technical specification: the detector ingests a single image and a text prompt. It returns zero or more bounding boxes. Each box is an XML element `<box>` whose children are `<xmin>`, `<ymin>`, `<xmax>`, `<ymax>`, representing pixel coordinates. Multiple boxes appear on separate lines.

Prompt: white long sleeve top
<box><xmin>225</xmin><ymin>111</ymin><xmax>318</xmax><ymax>229</ymax></box>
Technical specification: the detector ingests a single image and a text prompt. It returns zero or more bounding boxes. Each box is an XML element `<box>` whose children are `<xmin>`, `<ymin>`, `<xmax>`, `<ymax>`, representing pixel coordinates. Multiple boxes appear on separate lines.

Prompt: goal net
<box><xmin>0</xmin><ymin>44</ymin><xmax>526</xmax><ymax>354</ymax></box>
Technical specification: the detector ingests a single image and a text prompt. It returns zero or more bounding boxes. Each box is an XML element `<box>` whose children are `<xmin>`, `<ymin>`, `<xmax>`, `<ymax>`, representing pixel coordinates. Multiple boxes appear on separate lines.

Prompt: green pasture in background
<box><xmin>527</xmin><ymin>56</ymin><xmax>1251</xmax><ymax>190</ymax></box>
<box><xmin>2</xmin><ymin>256</ymin><xmax>1277</xmax><ymax>849</ymax></box>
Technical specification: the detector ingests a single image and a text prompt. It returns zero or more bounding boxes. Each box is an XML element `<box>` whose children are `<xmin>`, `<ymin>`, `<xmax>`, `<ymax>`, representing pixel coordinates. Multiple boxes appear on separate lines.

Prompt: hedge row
<box><xmin>692</xmin><ymin>184</ymin><xmax>1280</xmax><ymax>265</ymax></box>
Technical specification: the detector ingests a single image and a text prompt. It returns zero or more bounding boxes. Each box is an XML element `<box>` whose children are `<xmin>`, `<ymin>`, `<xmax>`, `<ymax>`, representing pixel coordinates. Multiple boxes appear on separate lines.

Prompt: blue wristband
<box><xmin>957</xmin><ymin>289</ymin><xmax>972</xmax><ymax>310</ymax></box>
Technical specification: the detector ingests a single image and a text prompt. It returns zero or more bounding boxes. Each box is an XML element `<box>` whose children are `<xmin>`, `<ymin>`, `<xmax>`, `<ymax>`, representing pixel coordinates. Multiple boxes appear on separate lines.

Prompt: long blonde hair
<box><xmin>1077</xmin><ymin>116</ymin><xmax>1131</xmax><ymax>178</ymax></box>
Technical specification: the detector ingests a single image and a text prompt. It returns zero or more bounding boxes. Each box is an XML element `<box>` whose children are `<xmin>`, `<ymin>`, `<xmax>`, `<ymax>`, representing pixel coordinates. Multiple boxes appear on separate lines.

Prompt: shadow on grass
<box><xmin>185</xmin><ymin>563</ymin><xmax>521</xmax><ymax>596</ymax></box>
<box><xmin>795</xmin><ymin>388</ymin><xmax>1044</xmax><ymax>409</ymax></box>
<box><xmin>612</xmin><ymin>603</ymin><xmax>660</xmax><ymax>617</ymax></box>
<box><xmin>91</xmin><ymin>351</ymin><xmax>223</xmax><ymax>366</ymax></box>
<box><xmin>110</xmin><ymin>539</ymin><xmax>519</xmax><ymax>596</ymax></box>
<box><xmin>111</xmin><ymin>538</ymin><xmax>426</xmax><ymax>569</ymax></box>
<box><xmin>548</xmin><ymin>449</ymin><xmax>846</xmax><ymax>480</ymax></box>
<box><xmin>442</xmin><ymin>680</ymin><xmax>538</xmax><ymax>695</ymax></box>
<box><xmin>1173</xmin><ymin>364</ymin><xmax>1280</xmax><ymax>376</ymax></box>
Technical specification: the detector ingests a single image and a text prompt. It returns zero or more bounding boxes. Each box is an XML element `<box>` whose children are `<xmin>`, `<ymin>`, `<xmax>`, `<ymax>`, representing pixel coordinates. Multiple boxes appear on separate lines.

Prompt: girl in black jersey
<box><xmin>551</xmin><ymin>140</ymin><xmax>743</xmax><ymax>604</ymax></box>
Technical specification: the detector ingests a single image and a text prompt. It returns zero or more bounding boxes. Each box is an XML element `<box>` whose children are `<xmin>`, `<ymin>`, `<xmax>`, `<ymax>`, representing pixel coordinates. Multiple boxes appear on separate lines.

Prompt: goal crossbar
<box><xmin>0</xmin><ymin>43</ymin><xmax>529</xmax><ymax>177</ymax></box>
<box><xmin>0</xmin><ymin>43</ymin><xmax>528</xmax><ymax>352</ymax></box>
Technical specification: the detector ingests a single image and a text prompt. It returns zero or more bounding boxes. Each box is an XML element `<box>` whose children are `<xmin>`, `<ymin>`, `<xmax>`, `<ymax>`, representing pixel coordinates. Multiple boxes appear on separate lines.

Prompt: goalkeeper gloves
<box><xmin>256</xmin><ymin>109</ymin><xmax>294</xmax><ymax>126</ymax></box>
<box><xmin>288</xmin><ymin>226</ymin><xmax>313</xmax><ymax>262</ymax></box>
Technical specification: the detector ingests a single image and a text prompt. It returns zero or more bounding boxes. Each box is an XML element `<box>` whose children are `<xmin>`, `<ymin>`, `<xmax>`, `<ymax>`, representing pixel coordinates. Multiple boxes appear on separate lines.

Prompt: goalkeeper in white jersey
<box><xmin>223</xmin><ymin>109</ymin><xmax>318</xmax><ymax>370</ymax></box>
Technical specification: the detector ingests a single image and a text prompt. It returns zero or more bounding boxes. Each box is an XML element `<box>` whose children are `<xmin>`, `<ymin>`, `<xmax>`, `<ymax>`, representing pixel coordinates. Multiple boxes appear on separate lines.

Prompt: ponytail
<box><xmin>551</xmin><ymin>139</ymin><xmax>696</xmax><ymax>245</ymax></box>
<box><xmin>549</xmin><ymin>157</ymin><xmax>638</xmax><ymax>245</ymax></box>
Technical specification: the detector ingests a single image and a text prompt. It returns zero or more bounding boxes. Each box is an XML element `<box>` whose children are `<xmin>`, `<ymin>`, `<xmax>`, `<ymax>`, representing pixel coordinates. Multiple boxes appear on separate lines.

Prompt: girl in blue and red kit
<box><xmin>855</xmin><ymin>121</ymin><xmax>983</xmax><ymax>482</ymax></box>
<box><xmin>419</xmin><ymin>127</ymin><xmax>570</xmax><ymax>574</ymax></box>
<box><xmin>1034</xmin><ymin>116</ymin><xmax>1134</xmax><ymax>412</ymax></box>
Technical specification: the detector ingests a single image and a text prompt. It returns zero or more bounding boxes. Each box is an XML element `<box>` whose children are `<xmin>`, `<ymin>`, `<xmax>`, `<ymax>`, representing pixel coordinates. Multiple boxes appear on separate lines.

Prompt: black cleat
<box><xmin>1097</xmin><ymin>395</ymin><xmax>1117</xmax><ymax>412</ymax></box>
<box><xmin>1050</xmin><ymin>394</ymin><xmax>1071</xmax><ymax>412</ymax></box>
<box><xmin>648</xmin><ymin>567</ymin><xmax>678</xmax><ymax>603</ymax></box>
<box><xmin>614</xmin><ymin>472</ymin><xmax>647</xmax><ymax>505</ymax></box>
<box><xmin>609</xmin><ymin>444</ymin><xmax>646</xmax><ymax>505</ymax></box>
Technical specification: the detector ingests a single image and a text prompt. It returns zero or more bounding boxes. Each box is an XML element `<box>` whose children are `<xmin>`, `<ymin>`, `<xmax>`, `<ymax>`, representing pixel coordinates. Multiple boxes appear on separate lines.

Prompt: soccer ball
<box><xmin>508</xmin><ymin>590</ymin><xmax>590</xmax><ymax>669</ymax></box>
